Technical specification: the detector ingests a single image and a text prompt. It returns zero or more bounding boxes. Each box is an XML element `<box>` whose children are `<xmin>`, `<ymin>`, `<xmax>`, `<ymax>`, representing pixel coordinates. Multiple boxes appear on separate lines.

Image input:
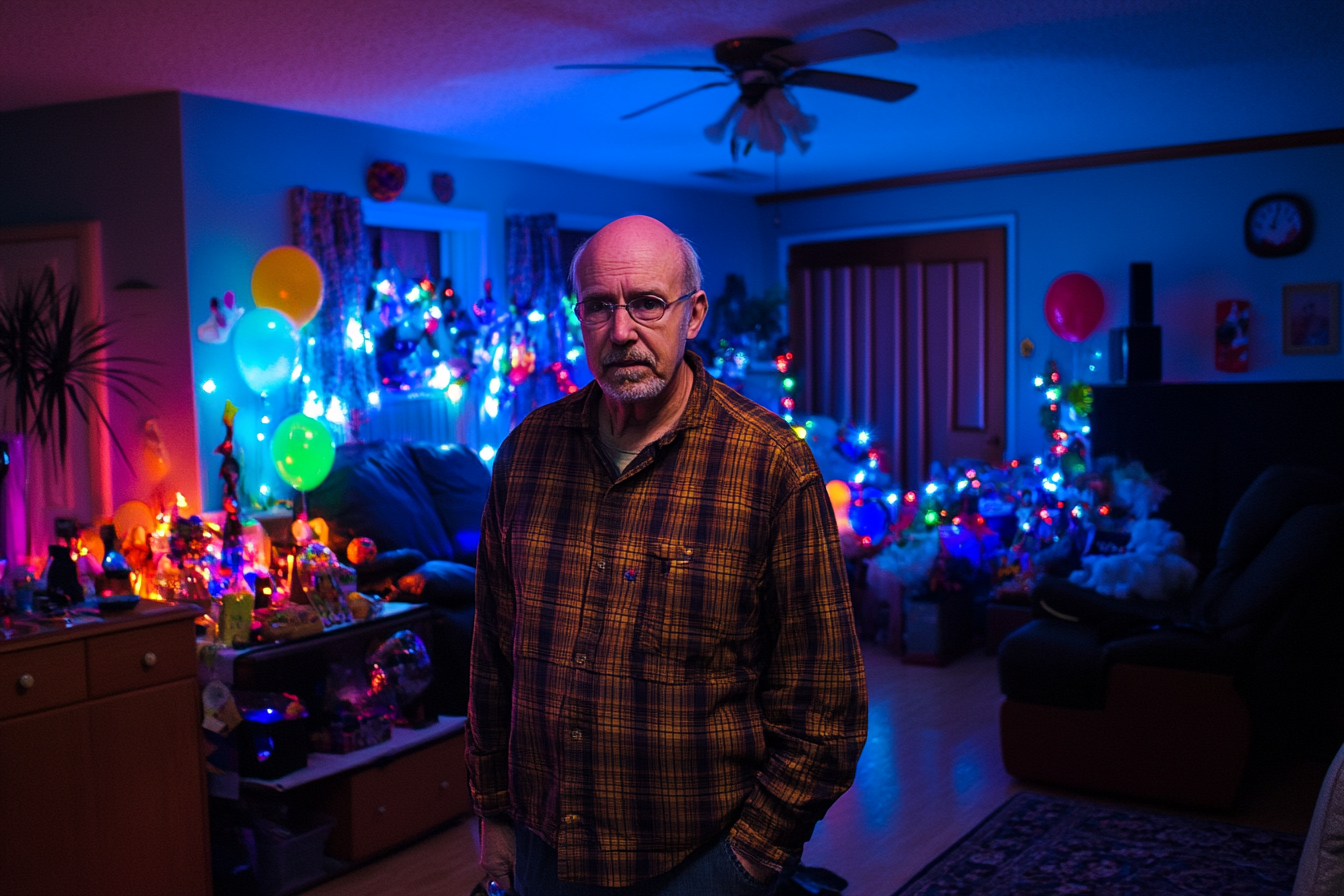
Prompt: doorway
<box><xmin>788</xmin><ymin>227</ymin><xmax>1007</xmax><ymax>487</ymax></box>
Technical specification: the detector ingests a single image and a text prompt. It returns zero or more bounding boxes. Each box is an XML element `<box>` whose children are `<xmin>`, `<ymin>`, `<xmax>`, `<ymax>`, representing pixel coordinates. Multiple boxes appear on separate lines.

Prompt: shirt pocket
<box><xmin>624</xmin><ymin>540</ymin><xmax>755</xmax><ymax>681</ymax></box>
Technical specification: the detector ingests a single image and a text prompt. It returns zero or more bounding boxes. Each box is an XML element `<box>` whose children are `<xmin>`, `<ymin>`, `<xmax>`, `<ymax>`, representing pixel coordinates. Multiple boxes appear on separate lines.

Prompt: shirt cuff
<box><xmin>469</xmin><ymin>783</ymin><xmax>512</xmax><ymax>820</ymax></box>
<box><xmin>727</xmin><ymin>821</ymin><xmax>793</xmax><ymax>873</ymax></box>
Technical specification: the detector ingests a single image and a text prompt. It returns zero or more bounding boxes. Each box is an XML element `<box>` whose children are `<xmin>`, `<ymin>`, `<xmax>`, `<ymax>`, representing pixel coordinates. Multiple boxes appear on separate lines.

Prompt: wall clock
<box><xmin>1244</xmin><ymin>193</ymin><xmax>1313</xmax><ymax>257</ymax></box>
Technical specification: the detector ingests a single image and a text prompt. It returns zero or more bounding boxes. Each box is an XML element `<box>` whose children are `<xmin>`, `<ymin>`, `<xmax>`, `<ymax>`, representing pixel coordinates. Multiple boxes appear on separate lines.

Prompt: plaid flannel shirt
<box><xmin>467</xmin><ymin>352</ymin><xmax>867</xmax><ymax>887</ymax></box>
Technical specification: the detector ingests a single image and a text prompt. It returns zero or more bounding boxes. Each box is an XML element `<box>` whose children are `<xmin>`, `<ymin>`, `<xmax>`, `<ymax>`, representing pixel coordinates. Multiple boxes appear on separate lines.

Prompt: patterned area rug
<box><xmin>892</xmin><ymin>792</ymin><xmax>1303</xmax><ymax>895</ymax></box>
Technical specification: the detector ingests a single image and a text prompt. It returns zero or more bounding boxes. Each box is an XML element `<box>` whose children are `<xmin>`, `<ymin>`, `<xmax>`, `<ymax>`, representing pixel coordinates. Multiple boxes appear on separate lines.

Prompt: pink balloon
<box><xmin>1044</xmin><ymin>272</ymin><xmax>1105</xmax><ymax>342</ymax></box>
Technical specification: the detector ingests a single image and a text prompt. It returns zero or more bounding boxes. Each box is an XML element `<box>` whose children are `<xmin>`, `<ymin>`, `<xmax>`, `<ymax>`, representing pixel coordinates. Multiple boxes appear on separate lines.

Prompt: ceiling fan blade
<box><xmin>764</xmin><ymin>28</ymin><xmax>897</xmax><ymax>69</ymax></box>
<box><xmin>620</xmin><ymin>81</ymin><xmax>733</xmax><ymax>120</ymax></box>
<box><xmin>784</xmin><ymin>69</ymin><xmax>916</xmax><ymax>102</ymax></box>
<box><xmin>556</xmin><ymin>63</ymin><xmax>727</xmax><ymax>73</ymax></box>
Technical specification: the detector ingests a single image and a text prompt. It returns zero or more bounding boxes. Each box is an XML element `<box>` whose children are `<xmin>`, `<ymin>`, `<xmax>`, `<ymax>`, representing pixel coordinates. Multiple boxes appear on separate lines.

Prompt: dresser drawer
<box><xmin>323</xmin><ymin>732</ymin><xmax>470</xmax><ymax>861</ymax></box>
<box><xmin>0</xmin><ymin>641</ymin><xmax>87</xmax><ymax>721</ymax></box>
<box><xmin>86</xmin><ymin>619</ymin><xmax>197</xmax><ymax>698</ymax></box>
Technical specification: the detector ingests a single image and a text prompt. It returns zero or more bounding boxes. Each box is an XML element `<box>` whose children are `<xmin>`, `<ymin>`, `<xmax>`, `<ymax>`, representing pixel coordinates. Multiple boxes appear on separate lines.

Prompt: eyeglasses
<box><xmin>576</xmin><ymin>292</ymin><xmax>696</xmax><ymax>326</ymax></box>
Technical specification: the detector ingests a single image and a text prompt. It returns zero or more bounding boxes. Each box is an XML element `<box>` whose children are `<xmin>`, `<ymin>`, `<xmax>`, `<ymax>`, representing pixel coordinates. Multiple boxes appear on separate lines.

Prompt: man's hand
<box><xmin>478</xmin><ymin>817</ymin><xmax>515</xmax><ymax>890</ymax></box>
<box><xmin>729</xmin><ymin>842</ymin><xmax>775</xmax><ymax>884</ymax></box>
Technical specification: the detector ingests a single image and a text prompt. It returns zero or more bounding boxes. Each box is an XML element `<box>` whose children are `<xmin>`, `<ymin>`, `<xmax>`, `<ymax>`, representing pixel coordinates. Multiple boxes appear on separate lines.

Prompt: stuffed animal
<box><xmin>1068</xmin><ymin>518</ymin><xmax>1198</xmax><ymax>600</ymax></box>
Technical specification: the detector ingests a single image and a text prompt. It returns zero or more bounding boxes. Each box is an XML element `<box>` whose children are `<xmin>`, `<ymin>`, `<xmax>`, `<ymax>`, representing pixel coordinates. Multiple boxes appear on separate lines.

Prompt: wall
<box><xmin>180</xmin><ymin>93</ymin><xmax>765</xmax><ymax>509</ymax></box>
<box><xmin>0</xmin><ymin>92</ymin><xmax>201</xmax><ymax>515</ymax></box>
<box><xmin>763</xmin><ymin>143</ymin><xmax>1344</xmax><ymax>462</ymax></box>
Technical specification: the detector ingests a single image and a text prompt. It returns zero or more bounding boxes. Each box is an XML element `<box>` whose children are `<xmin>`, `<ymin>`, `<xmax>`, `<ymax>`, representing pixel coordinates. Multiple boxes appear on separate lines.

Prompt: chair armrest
<box><xmin>1034</xmin><ymin>575</ymin><xmax>1190</xmax><ymax>642</ymax></box>
<box><xmin>1103</xmin><ymin>627</ymin><xmax>1234</xmax><ymax>674</ymax></box>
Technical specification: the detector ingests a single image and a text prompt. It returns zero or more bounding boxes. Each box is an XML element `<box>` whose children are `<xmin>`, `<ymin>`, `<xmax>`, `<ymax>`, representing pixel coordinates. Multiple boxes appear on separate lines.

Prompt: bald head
<box><xmin>570</xmin><ymin>216</ymin><xmax>702</xmax><ymax>298</ymax></box>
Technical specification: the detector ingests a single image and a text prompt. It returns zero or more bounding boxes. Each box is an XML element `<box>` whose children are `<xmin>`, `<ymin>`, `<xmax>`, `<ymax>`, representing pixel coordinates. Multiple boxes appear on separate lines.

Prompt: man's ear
<box><xmin>685</xmin><ymin>290</ymin><xmax>708</xmax><ymax>339</ymax></box>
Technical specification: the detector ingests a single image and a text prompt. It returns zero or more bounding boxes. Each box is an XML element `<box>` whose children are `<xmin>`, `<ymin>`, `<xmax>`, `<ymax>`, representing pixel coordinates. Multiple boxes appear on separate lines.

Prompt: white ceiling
<box><xmin>1</xmin><ymin>0</ymin><xmax>1341</xmax><ymax>194</ymax></box>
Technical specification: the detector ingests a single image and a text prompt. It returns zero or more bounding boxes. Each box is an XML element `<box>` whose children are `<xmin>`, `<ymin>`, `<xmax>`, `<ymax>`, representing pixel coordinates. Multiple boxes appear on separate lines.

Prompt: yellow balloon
<box><xmin>251</xmin><ymin>246</ymin><xmax>324</xmax><ymax>328</ymax></box>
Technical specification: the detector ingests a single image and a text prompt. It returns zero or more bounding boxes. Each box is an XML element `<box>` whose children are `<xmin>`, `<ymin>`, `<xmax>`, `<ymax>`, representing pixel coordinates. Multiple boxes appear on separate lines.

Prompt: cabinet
<box><xmin>222</xmin><ymin>604</ymin><xmax>471</xmax><ymax>872</ymax></box>
<box><xmin>0</xmin><ymin>602</ymin><xmax>209</xmax><ymax>896</ymax></box>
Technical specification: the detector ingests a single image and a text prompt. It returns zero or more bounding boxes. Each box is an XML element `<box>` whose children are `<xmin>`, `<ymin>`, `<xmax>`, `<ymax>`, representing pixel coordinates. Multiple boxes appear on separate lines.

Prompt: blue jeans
<box><xmin>513</xmin><ymin>824</ymin><xmax>775</xmax><ymax>896</ymax></box>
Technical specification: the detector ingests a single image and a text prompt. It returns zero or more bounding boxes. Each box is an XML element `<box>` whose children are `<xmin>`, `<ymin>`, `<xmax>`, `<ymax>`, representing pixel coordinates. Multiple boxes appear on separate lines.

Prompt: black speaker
<box><xmin>1129</xmin><ymin>262</ymin><xmax>1153</xmax><ymax>325</ymax></box>
<box><xmin>1109</xmin><ymin>325</ymin><xmax>1162</xmax><ymax>383</ymax></box>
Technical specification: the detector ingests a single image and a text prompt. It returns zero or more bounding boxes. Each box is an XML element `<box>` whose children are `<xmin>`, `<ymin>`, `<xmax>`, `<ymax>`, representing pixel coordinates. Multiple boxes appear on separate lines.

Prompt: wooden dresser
<box><xmin>0</xmin><ymin>601</ymin><xmax>210</xmax><ymax>896</ymax></box>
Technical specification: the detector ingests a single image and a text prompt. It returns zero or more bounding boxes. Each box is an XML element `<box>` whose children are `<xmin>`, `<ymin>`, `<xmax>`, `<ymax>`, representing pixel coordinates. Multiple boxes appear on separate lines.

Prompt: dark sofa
<box><xmin>306</xmin><ymin>440</ymin><xmax>490</xmax><ymax>716</ymax></box>
<box><xmin>999</xmin><ymin>465</ymin><xmax>1344</xmax><ymax>809</ymax></box>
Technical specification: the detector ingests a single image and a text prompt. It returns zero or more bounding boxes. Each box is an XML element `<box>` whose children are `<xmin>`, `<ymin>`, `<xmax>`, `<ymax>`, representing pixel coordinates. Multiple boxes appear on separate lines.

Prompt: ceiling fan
<box><xmin>557</xmin><ymin>28</ymin><xmax>916</xmax><ymax>158</ymax></box>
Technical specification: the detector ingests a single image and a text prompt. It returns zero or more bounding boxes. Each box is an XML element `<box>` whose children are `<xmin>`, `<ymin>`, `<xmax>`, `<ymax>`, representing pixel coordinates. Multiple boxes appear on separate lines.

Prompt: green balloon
<box><xmin>270</xmin><ymin>413</ymin><xmax>335</xmax><ymax>492</ymax></box>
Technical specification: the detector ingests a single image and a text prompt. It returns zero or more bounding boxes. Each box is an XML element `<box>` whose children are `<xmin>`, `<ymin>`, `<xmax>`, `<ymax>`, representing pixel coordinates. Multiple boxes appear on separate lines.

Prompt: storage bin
<box><xmin>253</xmin><ymin>809</ymin><xmax>336</xmax><ymax>896</ymax></box>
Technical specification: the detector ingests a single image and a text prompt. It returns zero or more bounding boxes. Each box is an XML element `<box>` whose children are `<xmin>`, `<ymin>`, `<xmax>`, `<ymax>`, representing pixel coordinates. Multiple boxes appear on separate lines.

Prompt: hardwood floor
<box><xmin>304</xmin><ymin>645</ymin><xmax>1325</xmax><ymax>896</ymax></box>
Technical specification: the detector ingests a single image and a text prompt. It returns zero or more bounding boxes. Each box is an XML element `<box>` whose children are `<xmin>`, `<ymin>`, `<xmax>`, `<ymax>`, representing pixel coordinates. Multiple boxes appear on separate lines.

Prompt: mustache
<box><xmin>601</xmin><ymin>348</ymin><xmax>656</xmax><ymax>367</ymax></box>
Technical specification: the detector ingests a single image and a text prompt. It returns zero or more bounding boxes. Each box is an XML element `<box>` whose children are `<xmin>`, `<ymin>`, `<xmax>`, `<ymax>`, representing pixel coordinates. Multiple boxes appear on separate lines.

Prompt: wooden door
<box><xmin>788</xmin><ymin>228</ymin><xmax>1006</xmax><ymax>486</ymax></box>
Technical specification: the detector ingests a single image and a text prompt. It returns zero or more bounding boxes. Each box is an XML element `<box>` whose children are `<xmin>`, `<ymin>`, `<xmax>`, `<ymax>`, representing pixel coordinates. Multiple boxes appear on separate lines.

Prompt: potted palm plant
<box><xmin>0</xmin><ymin>266</ymin><xmax>154</xmax><ymax>580</ymax></box>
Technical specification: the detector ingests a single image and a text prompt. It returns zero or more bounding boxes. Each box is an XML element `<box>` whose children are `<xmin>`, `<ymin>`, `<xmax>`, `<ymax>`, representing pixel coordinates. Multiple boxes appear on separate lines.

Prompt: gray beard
<box><xmin>598</xmin><ymin>349</ymin><xmax>667</xmax><ymax>402</ymax></box>
<box><xmin>598</xmin><ymin>366</ymin><xmax>667</xmax><ymax>402</ymax></box>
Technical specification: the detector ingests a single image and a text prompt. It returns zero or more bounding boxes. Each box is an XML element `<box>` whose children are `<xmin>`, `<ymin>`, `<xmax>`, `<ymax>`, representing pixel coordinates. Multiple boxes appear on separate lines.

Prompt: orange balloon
<box><xmin>825</xmin><ymin>480</ymin><xmax>852</xmax><ymax>513</ymax></box>
<box><xmin>251</xmin><ymin>246</ymin><xmax>324</xmax><ymax>328</ymax></box>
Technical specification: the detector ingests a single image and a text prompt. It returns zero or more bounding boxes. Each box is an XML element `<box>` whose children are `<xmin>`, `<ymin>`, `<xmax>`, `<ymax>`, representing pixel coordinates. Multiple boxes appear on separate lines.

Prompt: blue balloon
<box><xmin>849</xmin><ymin>499</ymin><xmax>890</xmax><ymax>540</ymax></box>
<box><xmin>233</xmin><ymin>308</ymin><xmax>300</xmax><ymax>395</ymax></box>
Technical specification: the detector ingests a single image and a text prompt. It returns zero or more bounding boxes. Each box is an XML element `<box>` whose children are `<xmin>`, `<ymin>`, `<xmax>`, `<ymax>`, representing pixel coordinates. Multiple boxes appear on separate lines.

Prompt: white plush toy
<box><xmin>1068</xmin><ymin>518</ymin><xmax>1198</xmax><ymax>600</ymax></box>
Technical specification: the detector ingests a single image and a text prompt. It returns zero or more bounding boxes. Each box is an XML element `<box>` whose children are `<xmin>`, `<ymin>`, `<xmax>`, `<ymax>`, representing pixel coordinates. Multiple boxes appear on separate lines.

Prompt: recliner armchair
<box><xmin>999</xmin><ymin>465</ymin><xmax>1344</xmax><ymax>809</ymax></box>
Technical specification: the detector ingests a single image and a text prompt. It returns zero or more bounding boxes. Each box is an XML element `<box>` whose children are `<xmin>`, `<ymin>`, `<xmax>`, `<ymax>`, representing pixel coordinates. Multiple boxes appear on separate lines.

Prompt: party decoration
<box><xmin>113</xmin><ymin>500</ymin><xmax>156</xmax><ymax>539</ymax></box>
<box><xmin>366</xmin><ymin>160</ymin><xmax>407</xmax><ymax>202</ymax></box>
<box><xmin>347</xmin><ymin>537</ymin><xmax>378</xmax><ymax>565</ymax></box>
<box><xmin>234</xmin><ymin>307</ymin><xmax>300</xmax><ymax>394</ymax></box>
<box><xmin>197</xmin><ymin>289</ymin><xmax>245</xmax><ymax>343</ymax></box>
<box><xmin>849</xmin><ymin>497</ymin><xmax>890</xmax><ymax>541</ymax></box>
<box><xmin>140</xmin><ymin>418</ymin><xmax>170</xmax><ymax>484</ymax></box>
<box><xmin>826</xmin><ymin>480</ymin><xmax>852</xmax><ymax>513</ymax></box>
<box><xmin>271</xmin><ymin>414</ymin><xmax>336</xmax><ymax>492</ymax></box>
<box><xmin>367</xmin><ymin>630</ymin><xmax>433</xmax><ymax>710</ymax></box>
<box><xmin>251</xmin><ymin>247</ymin><xmax>324</xmax><ymax>328</ymax></box>
<box><xmin>1044</xmin><ymin>272</ymin><xmax>1105</xmax><ymax>342</ymax></box>
<box><xmin>308</xmin><ymin>518</ymin><xmax>330</xmax><ymax>546</ymax></box>
<box><xmin>1215</xmin><ymin>299</ymin><xmax>1251</xmax><ymax>373</ymax></box>
<box><xmin>296</xmin><ymin>542</ymin><xmax>339</xmax><ymax>579</ymax></box>
<box><xmin>431</xmin><ymin>172</ymin><xmax>455</xmax><ymax>203</ymax></box>
<box><xmin>215</xmin><ymin>400</ymin><xmax>244</xmax><ymax>571</ymax></box>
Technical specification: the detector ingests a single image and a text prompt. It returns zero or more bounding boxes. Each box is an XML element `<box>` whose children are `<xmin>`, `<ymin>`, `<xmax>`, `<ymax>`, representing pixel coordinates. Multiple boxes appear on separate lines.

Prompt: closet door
<box><xmin>789</xmin><ymin>228</ymin><xmax>1006</xmax><ymax>486</ymax></box>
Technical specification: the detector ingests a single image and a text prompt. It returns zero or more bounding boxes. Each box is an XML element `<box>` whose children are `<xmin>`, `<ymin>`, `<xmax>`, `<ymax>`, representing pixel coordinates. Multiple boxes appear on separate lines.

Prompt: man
<box><xmin>468</xmin><ymin>215</ymin><xmax>866</xmax><ymax>894</ymax></box>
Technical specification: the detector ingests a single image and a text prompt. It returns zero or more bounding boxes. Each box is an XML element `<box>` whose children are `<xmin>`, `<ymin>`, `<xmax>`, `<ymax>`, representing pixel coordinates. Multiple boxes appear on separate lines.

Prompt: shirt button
<box><xmin>575</xmin><ymin>653</ymin><xmax>587</xmax><ymax>667</ymax></box>
<box><xmin>597</xmin><ymin>560</ymin><xmax>606</xmax><ymax>570</ymax></box>
<box><xmin>571</xmin><ymin>728</ymin><xmax>583</xmax><ymax>740</ymax></box>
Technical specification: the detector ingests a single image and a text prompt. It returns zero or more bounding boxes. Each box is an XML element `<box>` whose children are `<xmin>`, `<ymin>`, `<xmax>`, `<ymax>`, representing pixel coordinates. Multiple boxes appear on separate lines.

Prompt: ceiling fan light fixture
<box><xmin>705</xmin><ymin>87</ymin><xmax>814</xmax><ymax>157</ymax></box>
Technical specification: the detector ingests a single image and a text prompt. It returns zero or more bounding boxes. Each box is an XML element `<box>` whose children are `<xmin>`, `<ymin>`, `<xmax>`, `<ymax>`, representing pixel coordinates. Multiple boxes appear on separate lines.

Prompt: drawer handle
<box><xmin>17</xmin><ymin>673</ymin><xmax>34</xmax><ymax>690</ymax></box>
<box><xmin>142</xmin><ymin>652</ymin><xmax>158</xmax><ymax>668</ymax></box>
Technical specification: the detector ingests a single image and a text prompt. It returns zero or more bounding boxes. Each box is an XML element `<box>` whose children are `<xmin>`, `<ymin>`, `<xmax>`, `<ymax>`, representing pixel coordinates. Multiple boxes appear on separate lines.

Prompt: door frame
<box><xmin>777</xmin><ymin>213</ymin><xmax>1019</xmax><ymax>459</ymax></box>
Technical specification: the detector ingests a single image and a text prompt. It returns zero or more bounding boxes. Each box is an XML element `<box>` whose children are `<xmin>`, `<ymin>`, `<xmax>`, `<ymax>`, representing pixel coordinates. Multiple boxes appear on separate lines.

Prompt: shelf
<box><xmin>242</xmin><ymin>715</ymin><xmax>466</xmax><ymax>792</ymax></box>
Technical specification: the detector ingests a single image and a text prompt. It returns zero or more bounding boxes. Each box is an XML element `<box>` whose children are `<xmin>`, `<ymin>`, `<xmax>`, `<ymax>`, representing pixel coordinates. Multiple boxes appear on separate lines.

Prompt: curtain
<box><xmin>505</xmin><ymin>214</ymin><xmax>568</xmax><ymax>418</ymax></box>
<box><xmin>289</xmin><ymin>187</ymin><xmax>377</xmax><ymax>432</ymax></box>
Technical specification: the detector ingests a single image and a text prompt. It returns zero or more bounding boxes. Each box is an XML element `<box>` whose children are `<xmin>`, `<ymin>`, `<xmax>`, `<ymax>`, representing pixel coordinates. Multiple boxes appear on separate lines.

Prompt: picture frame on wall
<box><xmin>1282</xmin><ymin>282</ymin><xmax>1340</xmax><ymax>355</ymax></box>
